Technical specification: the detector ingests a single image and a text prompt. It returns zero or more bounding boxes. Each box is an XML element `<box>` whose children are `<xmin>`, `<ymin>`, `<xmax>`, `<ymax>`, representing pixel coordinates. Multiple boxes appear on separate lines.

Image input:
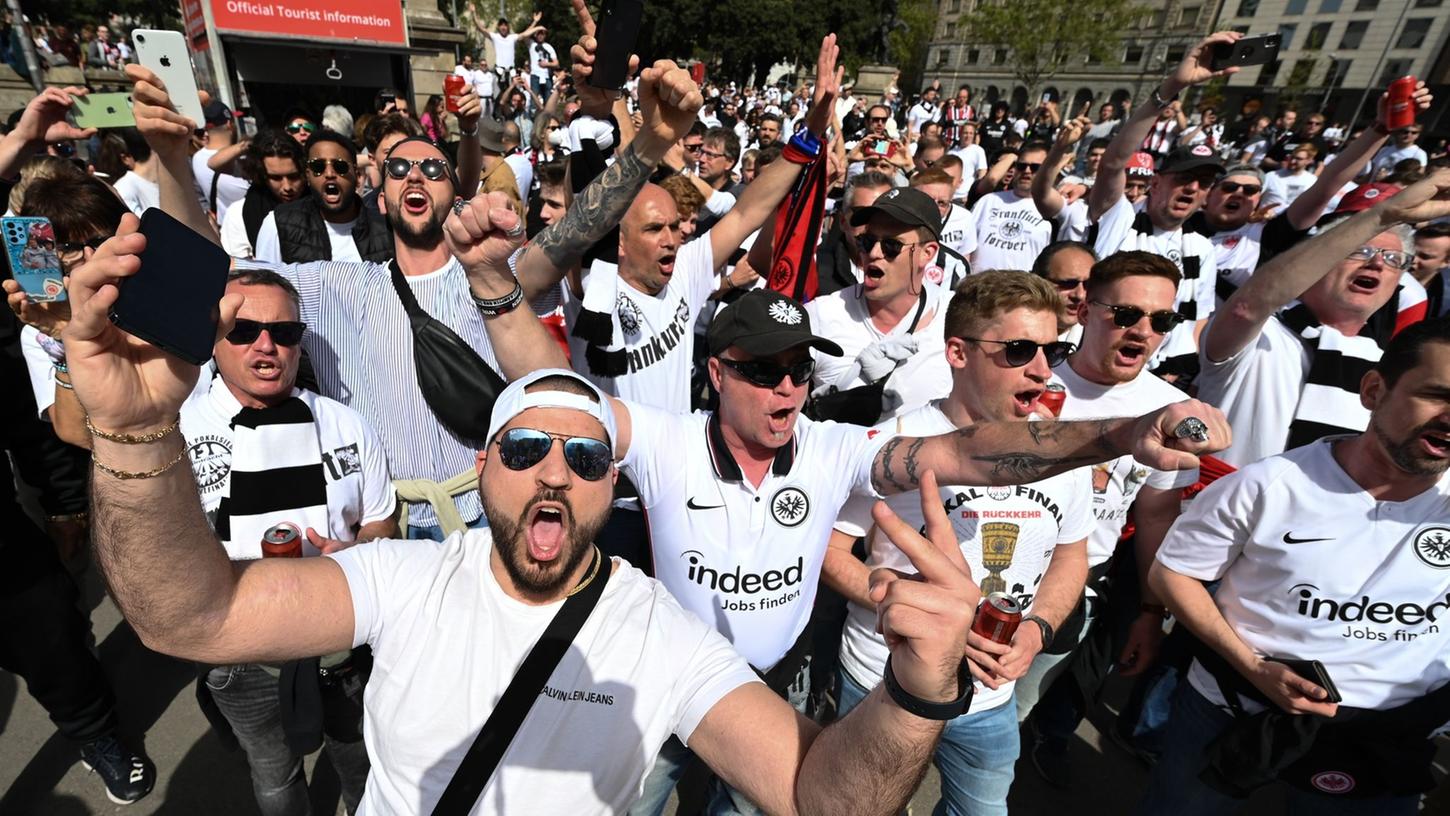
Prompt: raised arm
<box><xmin>206</xmin><ymin>139</ymin><xmax>249</xmax><ymax>173</ymax></box>
<box><xmin>1033</xmin><ymin>116</ymin><xmax>1090</xmax><ymax>219</ymax></box>
<box><xmin>1203</xmin><ymin>167</ymin><xmax>1450</xmax><ymax>362</ymax></box>
<box><xmin>1089</xmin><ymin>32</ymin><xmax>1242</xmax><ymax>221</ymax></box>
<box><xmin>1284</xmin><ymin>81</ymin><xmax>1433</xmax><ymax>230</ymax></box>
<box><xmin>454</xmin><ymin>86</ymin><xmax>483</xmax><ymax>196</ymax></box>
<box><xmin>0</xmin><ymin>86</ymin><xmax>95</xmax><ymax>179</ymax></box>
<box><xmin>127</xmin><ymin>64</ymin><xmax>218</xmax><ymax>244</ymax></box>
<box><xmin>517</xmin><ymin>11</ymin><xmax>545</xmax><ymax>40</ymax></box>
<box><xmin>871</xmin><ymin>400</ymin><xmax>1229</xmax><ymax>496</ymax></box>
<box><xmin>61</xmin><ymin>216</ymin><xmax>354</xmax><ymax>665</ymax></box>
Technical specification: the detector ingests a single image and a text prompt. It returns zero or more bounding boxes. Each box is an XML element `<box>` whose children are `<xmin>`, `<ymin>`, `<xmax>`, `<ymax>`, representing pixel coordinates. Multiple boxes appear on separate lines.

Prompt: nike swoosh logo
<box><xmin>1283</xmin><ymin>533</ymin><xmax>1334</xmax><ymax>544</ymax></box>
<box><xmin>687</xmin><ymin>498</ymin><xmax>725</xmax><ymax>510</ymax></box>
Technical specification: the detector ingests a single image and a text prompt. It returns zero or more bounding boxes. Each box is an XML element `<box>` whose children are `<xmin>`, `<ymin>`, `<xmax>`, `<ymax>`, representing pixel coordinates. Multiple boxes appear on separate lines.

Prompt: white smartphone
<box><xmin>132</xmin><ymin>29</ymin><xmax>204</xmax><ymax>127</ymax></box>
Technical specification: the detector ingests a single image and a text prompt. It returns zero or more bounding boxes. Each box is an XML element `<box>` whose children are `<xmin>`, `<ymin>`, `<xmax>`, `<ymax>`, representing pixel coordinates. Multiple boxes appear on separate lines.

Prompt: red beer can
<box><xmin>444</xmin><ymin>74</ymin><xmax>466</xmax><ymax>113</ymax></box>
<box><xmin>971</xmin><ymin>592</ymin><xmax>1022</xmax><ymax>645</ymax></box>
<box><xmin>261</xmin><ymin>523</ymin><xmax>302</xmax><ymax>558</ymax></box>
<box><xmin>1386</xmin><ymin>76</ymin><xmax>1417</xmax><ymax>131</ymax></box>
<box><xmin>1037</xmin><ymin>383</ymin><xmax>1066</xmax><ymax>417</ymax></box>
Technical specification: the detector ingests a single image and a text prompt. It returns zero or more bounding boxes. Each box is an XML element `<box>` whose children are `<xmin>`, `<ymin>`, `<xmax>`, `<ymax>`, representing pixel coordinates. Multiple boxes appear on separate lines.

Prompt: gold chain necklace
<box><xmin>565</xmin><ymin>546</ymin><xmax>604</xmax><ymax>598</ymax></box>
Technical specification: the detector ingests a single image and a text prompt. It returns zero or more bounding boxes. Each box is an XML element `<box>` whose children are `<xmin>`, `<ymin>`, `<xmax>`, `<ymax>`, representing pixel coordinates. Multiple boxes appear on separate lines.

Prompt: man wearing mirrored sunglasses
<box><xmin>176</xmin><ymin>267</ymin><xmax>395</xmax><ymax>815</ymax></box>
<box><xmin>824</xmin><ymin>271</ymin><xmax>1092</xmax><ymax>815</ymax></box>
<box><xmin>1200</xmin><ymin>168</ymin><xmax>1450</xmax><ymax>469</ymax></box>
<box><xmin>253</xmin><ymin>130</ymin><xmax>393</xmax><ymax>265</ymax></box>
<box><xmin>1018</xmin><ymin>251</ymin><xmax>1200</xmax><ymax>789</ymax></box>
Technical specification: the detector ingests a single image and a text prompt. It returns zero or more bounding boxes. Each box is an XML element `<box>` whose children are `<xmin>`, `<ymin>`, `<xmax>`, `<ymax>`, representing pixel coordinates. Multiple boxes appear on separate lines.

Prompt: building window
<box><xmin>1378</xmin><ymin>58</ymin><xmax>1414</xmax><ymax>86</ymax></box>
<box><xmin>1324</xmin><ymin>57</ymin><xmax>1351</xmax><ymax>88</ymax></box>
<box><xmin>1354</xmin><ymin>0</ymin><xmax>1378</xmax><ymax>9</ymax></box>
<box><xmin>1236</xmin><ymin>0</ymin><xmax>1260</xmax><ymax>15</ymax></box>
<box><xmin>1125</xmin><ymin>45</ymin><xmax>1145</xmax><ymax>64</ymax></box>
<box><xmin>1285</xmin><ymin>0</ymin><xmax>1307</xmax><ymax>12</ymax></box>
<box><xmin>948</xmin><ymin>0</ymin><xmax>962</xmax><ymax>11</ymax></box>
<box><xmin>1231</xmin><ymin>24</ymin><xmax>1250</xmax><ymax>34</ymax></box>
<box><xmin>1319</xmin><ymin>0</ymin><xmax>1342</xmax><ymax>10</ymax></box>
<box><xmin>1278</xmin><ymin>23</ymin><xmax>1297</xmax><ymax>50</ymax></box>
<box><xmin>1258</xmin><ymin>60</ymin><xmax>1281</xmax><ymax>85</ymax></box>
<box><xmin>1287</xmin><ymin>59</ymin><xmax>1316</xmax><ymax>85</ymax></box>
<box><xmin>1413</xmin><ymin>0</ymin><xmax>1441</xmax><ymax>6</ymax></box>
<box><xmin>1180</xmin><ymin>5</ymin><xmax>1201</xmax><ymax>26</ymax></box>
<box><xmin>1149</xmin><ymin>9</ymin><xmax>1166</xmax><ymax>27</ymax></box>
<box><xmin>967</xmin><ymin>48</ymin><xmax>980</xmax><ymax>65</ymax></box>
<box><xmin>1396</xmin><ymin>18</ymin><xmax>1433</xmax><ymax>48</ymax></box>
<box><xmin>1165</xmin><ymin>46</ymin><xmax>1187</xmax><ymax>64</ymax></box>
<box><xmin>1305</xmin><ymin>22</ymin><xmax>1331</xmax><ymax>50</ymax></box>
<box><xmin>993</xmin><ymin>48</ymin><xmax>1008</xmax><ymax>65</ymax></box>
<box><xmin>945</xmin><ymin>22</ymin><xmax>957</xmax><ymax>38</ymax></box>
<box><xmin>938</xmin><ymin>49</ymin><xmax>952</xmax><ymax>67</ymax></box>
<box><xmin>1340</xmin><ymin>19</ymin><xmax>1368</xmax><ymax>48</ymax></box>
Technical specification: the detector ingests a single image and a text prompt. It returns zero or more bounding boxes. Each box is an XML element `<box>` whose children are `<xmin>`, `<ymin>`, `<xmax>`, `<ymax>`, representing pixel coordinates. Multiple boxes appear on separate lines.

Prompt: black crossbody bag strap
<box><xmin>430</xmin><ymin>553</ymin><xmax>613</xmax><ymax>816</ymax></box>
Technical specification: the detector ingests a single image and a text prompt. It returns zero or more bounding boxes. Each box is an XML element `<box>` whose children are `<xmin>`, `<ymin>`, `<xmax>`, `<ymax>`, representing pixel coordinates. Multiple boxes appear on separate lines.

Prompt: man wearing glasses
<box><xmin>1200</xmin><ymin>168</ymin><xmax>1450</xmax><ymax>469</ymax></box>
<box><xmin>253</xmin><ymin>131</ymin><xmax>393</xmax><ymax>265</ymax></box>
<box><xmin>1018</xmin><ymin>251</ymin><xmax>1201</xmax><ymax>787</ymax></box>
<box><xmin>824</xmin><ymin>271</ymin><xmax>1093</xmax><ymax>816</ymax></box>
<box><xmin>847</xmin><ymin>104</ymin><xmax>912</xmax><ymax>177</ymax></box>
<box><xmin>968</xmin><ymin>140</ymin><xmax>1055</xmax><ymax>272</ymax></box>
<box><xmin>1366</xmin><ymin>123</ymin><xmax>1427</xmax><ymax>182</ymax></box>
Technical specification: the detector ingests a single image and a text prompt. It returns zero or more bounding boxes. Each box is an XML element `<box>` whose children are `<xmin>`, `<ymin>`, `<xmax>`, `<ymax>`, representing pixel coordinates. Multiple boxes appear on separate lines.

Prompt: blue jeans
<box><xmin>205</xmin><ymin>664</ymin><xmax>370</xmax><ymax>816</ymax></box>
<box><xmin>1138</xmin><ymin>683</ymin><xmax>1420</xmax><ymax>816</ymax></box>
<box><xmin>405</xmin><ymin>511</ymin><xmax>488</xmax><ymax>542</ymax></box>
<box><xmin>1014</xmin><ymin>595</ymin><xmax>1097</xmax><ymax>722</ymax></box>
<box><xmin>838</xmin><ymin>669</ymin><xmax>1018</xmax><ymax>816</ymax></box>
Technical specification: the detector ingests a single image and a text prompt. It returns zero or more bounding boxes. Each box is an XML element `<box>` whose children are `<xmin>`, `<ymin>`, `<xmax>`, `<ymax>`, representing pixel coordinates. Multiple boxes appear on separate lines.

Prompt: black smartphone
<box><xmin>589</xmin><ymin>0</ymin><xmax>643</xmax><ymax>91</ymax></box>
<box><xmin>1269</xmin><ymin>656</ymin><xmax>1343</xmax><ymax>704</ymax></box>
<box><xmin>109</xmin><ymin>209</ymin><xmax>230</xmax><ymax>366</ymax></box>
<box><xmin>1210</xmin><ymin>34</ymin><xmax>1282</xmax><ymax>71</ymax></box>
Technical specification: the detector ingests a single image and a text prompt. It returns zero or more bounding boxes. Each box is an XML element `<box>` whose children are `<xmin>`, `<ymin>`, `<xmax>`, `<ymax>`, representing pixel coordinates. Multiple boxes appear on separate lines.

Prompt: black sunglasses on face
<box><xmin>384</xmin><ymin>157</ymin><xmax>450</xmax><ymax>181</ymax></box>
<box><xmin>1050</xmin><ymin>277</ymin><xmax>1088</xmax><ymax>290</ymax></box>
<box><xmin>1217</xmin><ymin>181</ymin><xmax>1262</xmax><ymax>195</ymax></box>
<box><xmin>1015</xmin><ymin>161</ymin><xmax>1042</xmax><ymax>172</ymax></box>
<box><xmin>495</xmin><ymin>428</ymin><xmax>613</xmax><ymax>481</ymax></box>
<box><xmin>1092</xmin><ymin>300</ymin><xmax>1184</xmax><ymax>334</ymax></box>
<box><xmin>683</xmin><ymin>143</ymin><xmax>704</xmax><ymax>153</ymax></box>
<box><xmin>719</xmin><ymin>357</ymin><xmax>815</xmax><ymax>388</ymax></box>
<box><xmin>959</xmin><ymin>337</ymin><xmax>1075</xmax><ymax>367</ymax></box>
<box><xmin>857</xmin><ymin>234</ymin><xmax>920</xmax><ymax>261</ymax></box>
<box><xmin>58</xmin><ymin>236</ymin><xmax>106</xmax><ymax>255</ymax></box>
<box><xmin>226</xmin><ymin>319</ymin><xmax>306</xmax><ymax>347</ymax></box>
<box><xmin>306</xmin><ymin>158</ymin><xmax>352</xmax><ymax>176</ymax></box>
<box><xmin>868</xmin><ymin>116</ymin><xmax>889</xmax><ymax>123</ymax></box>
<box><xmin>286</xmin><ymin>122</ymin><xmax>316</xmax><ymax>134</ymax></box>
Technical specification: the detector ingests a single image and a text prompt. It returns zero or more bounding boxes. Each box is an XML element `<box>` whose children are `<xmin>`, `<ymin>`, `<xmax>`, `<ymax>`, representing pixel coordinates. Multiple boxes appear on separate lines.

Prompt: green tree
<box><xmin>958</xmin><ymin>0</ymin><xmax>1149</xmax><ymax>97</ymax></box>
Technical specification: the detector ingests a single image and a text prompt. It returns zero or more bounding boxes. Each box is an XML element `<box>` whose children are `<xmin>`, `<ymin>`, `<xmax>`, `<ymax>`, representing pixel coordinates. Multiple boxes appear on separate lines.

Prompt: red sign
<box><xmin>207</xmin><ymin>0</ymin><xmax>407</xmax><ymax>46</ymax></box>
<box><xmin>181</xmin><ymin>0</ymin><xmax>209</xmax><ymax>49</ymax></box>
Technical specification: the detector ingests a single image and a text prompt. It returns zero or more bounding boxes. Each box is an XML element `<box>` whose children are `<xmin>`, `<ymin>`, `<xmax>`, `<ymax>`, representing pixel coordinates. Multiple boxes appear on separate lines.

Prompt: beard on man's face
<box><xmin>483</xmin><ymin>488</ymin><xmax>611</xmax><ymax>596</ymax></box>
<box><xmin>385</xmin><ymin>194</ymin><xmax>449</xmax><ymax>249</ymax></box>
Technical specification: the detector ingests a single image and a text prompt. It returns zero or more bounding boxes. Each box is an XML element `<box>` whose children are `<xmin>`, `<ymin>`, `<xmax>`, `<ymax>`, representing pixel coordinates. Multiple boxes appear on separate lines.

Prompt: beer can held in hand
<box><xmin>261</xmin><ymin>523</ymin><xmax>302</xmax><ymax>558</ymax></box>
<box><xmin>1386</xmin><ymin>76</ymin><xmax>1417</xmax><ymax>131</ymax></box>
<box><xmin>972</xmin><ymin>592</ymin><xmax>1022</xmax><ymax>645</ymax></box>
<box><xmin>1038</xmin><ymin>383</ymin><xmax>1066</xmax><ymax>417</ymax></box>
<box><xmin>444</xmin><ymin>74</ymin><xmax>466</xmax><ymax>113</ymax></box>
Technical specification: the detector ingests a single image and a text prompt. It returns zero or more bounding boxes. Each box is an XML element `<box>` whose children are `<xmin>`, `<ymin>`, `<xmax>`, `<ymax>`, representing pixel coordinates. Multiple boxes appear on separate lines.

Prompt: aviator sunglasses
<box><xmin>226</xmin><ymin>319</ymin><xmax>306</xmax><ymax>347</ymax></box>
<box><xmin>494</xmin><ymin>428</ymin><xmax>613</xmax><ymax>481</ymax></box>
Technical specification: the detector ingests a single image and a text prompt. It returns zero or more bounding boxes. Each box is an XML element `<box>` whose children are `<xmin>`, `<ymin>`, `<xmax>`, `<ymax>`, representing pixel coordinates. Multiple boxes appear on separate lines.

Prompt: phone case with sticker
<box><xmin>2</xmin><ymin>216</ymin><xmax>66</xmax><ymax>302</ymax></box>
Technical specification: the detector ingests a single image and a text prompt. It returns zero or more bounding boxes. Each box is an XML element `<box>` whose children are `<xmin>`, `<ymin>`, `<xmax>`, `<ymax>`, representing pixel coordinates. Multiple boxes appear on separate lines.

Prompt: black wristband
<box><xmin>1023</xmin><ymin>614</ymin><xmax>1055</xmax><ymax>651</ymax></box>
<box><xmin>883</xmin><ymin>654</ymin><xmax>973</xmax><ymax>721</ymax></box>
<box><xmin>471</xmin><ymin>280</ymin><xmax>524</xmax><ymax>316</ymax></box>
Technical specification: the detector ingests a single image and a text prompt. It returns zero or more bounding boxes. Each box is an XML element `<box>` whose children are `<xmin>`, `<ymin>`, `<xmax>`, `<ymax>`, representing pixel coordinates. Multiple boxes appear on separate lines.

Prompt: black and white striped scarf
<box><xmin>1279</xmin><ymin>291</ymin><xmax>1401</xmax><ymax>450</ymax></box>
<box><xmin>214</xmin><ymin>396</ymin><xmax>330</xmax><ymax>558</ymax></box>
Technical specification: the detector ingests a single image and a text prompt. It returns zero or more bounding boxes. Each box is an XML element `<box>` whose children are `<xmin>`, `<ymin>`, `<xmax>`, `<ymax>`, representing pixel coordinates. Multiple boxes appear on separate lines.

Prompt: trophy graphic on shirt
<box><xmin>979</xmin><ymin>522</ymin><xmax>1020</xmax><ymax>596</ymax></box>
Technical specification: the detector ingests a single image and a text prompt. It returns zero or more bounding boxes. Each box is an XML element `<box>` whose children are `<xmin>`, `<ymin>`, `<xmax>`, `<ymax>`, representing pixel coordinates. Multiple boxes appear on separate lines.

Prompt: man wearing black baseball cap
<box><xmin>806</xmin><ymin>186</ymin><xmax>954</xmax><ymax>425</ymax></box>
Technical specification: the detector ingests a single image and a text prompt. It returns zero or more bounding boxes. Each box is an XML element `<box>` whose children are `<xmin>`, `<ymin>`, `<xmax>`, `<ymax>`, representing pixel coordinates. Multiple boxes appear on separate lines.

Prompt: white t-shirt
<box><xmin>949</xmin><ymin>144</ymin><xmax>988</xmax><ymax>199</ymax></box>
<box><xmin>1056</xmin><ymin>198</ymin><xmax>1091</xmax><ymax>242</ymax></box>
<box><xmin>1367</xmin><ymin>144</ymin><xmax>1428</xmax><ymax>180</ymax></box>
<box><xmin>1261</xmin><ymin>168</ymin><xmax>1314</xmax><ymax>211</ymax></box>
<box><xmin>1052</xmin><ymin>362</ymin><xmax>1199</xmax><ymax>565</ymax></box>
<box><xmin>563</xmin><ymin>239</ymin><xmax>717</xmax><ymax>415</ymax></box>
<box><xmin>969</xmin><ymin>190</ymin><xmax>1053</xmax><ymax>272</ymax></box>
<box><xmin>331</xmin><ymin>530</ymin><xmax>760</xmax><ymax>814</ymax></box>
<box><xmin>621</xmin><ymin>401</ymin><xmax>892</xmax><ymax>669</ymax></box>
<box><xmin>1158</xmin><ymin>438</ymin><xmax>1450</xmax><ymax>712</ymax></box>
<box><xmin>805</xmin><ymin>285</ymin><xmax>953</xmax><ymax>421</ymax></box>
<box><xmin>504</xmin><ymin>152</ymin><xmax>533</xmax><ymax>201</ymax></box>
<box><xmin>1091</xmin><ymin>196</ymin><xmax>1218</xmax><ymax>373</ymax></box>
<box><xmin>528</xmin><ymin>40</ymin><xmax>557</xmax><ymax>81</ymax></box>
<box><xmin>192</xmin><ymin>148</ymin><xmax>250</xmax><ymax>223</ymax></box>
<box><xmin>940</xmin><ymin>203</ymin><xmax>976</xmax><ymax>259</ymax></box>
<box><xmin>220</xmin><ymin>201</ymin><xmax>255</xmax><ymax>260</ymax></box>
<box><xmin>112</xmin><ymin>170</ymin><xmax>158</xmax><ymax>216</ymax></box>
<box><xmin>455</xmin><ymin>65</ymin><xmax>497</xmax><ymax>100</ymax></box>
<box><xmin>20</xmin><ymin>325</ymin><xmax>56</xmax><ymax>419</ymax></box>
<box><xmin>906</xmin><ymin>101</ymin><xmax>938</xmax><ymax>135</ymax></box>
<box><xmin>488</xmin><ymin>31</ymin><xmax>521</xmax><ymax>70</ymax></box>
<box><xmin>834</xmin><ymin>402</ymin><xmax>1094</xmax><ymax>711</ymax></box>
<box><xmin>253</xmin><ymin>212</ymin><xmax>363</xmax><ymax>265</ymax></box>
<box><xmin>1195</xmin><ymin>316</ymin><xmax>1314</xmax><ymax>469</ymax></box>
<box><xmin>180</xmin><ymin>378</ymin><xmax>395</xmax><ymax>559</ymax></box>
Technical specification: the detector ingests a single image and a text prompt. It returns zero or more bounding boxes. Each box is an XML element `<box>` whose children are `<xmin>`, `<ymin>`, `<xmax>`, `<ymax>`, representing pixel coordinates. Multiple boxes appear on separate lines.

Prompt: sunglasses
<box><xmin>285</xmin><ymin>122</ymin><xmax>316</xmax><ymax>134</ymax></box>
<box><xmin>719</xmin><ymin>356</ymin><xmax>815</xmax><ymax>388</ymax></box>
<box><xmin>226</xmin><ymin>319</ymin><xmax>306</xmax><ymax>347</ymax></box>
<box><xmin>857</xmin><ymin>234</ymin><xmax>920</xmax><ymax>261</ymax></box>
<box><xmin>1346</xmin><ymin>245</ymin><xmax>1412</xmax><ymax>271</ymax></box>
<box><xmin>1092</xmin><ymin>300</ymin><xmax>1185</xmax><ymax>334</ymax></box>
<box><xmin>1216</xmin><ymin>181</ymin><xmax>1262</xmax><ymax>195</ymax></box>
<box><xmin>58</xmin><ymin>236</ymin><xmax>106</xmax><ymax>255</ymax></box>
<box><xmin>385</xmin><ymin>157</ymin><xmax>450</xmax><ymax>181</ymax></box>
<box><xmin>868</xmin><ymin>116</ymin><xmax>889</xmax><ymax>123</ymax></box>
<box><xmin>683</xmin><ymin>143</ymin><xmax>704</xmax><ymax>153</ymax></box>
<box><xmin>495</xmin><ymin>428</ymin><xmax>612</xmax><ymax>481</ymax></box>
<box><xmin>1014</xmin><ymin>161</ymin><xmax>1042</xmax><ymax>172</ymax></box>
<box><xmin>959</xmin><ymin>337</ymin><xmax>1075</xmax><ymax>367</ymax></box>
<box><xmin>1049</xmin><ymin>277</ymin><xmax>1088</xmax><ymax>290</ymax></box>
<box><xmin>306</xmin><ymin>158</ymin><xmax>352</xmax><ymax>176</ymax></box>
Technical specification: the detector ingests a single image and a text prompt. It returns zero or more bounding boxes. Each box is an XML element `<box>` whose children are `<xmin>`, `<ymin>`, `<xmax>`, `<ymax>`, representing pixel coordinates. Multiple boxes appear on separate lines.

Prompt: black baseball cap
<box><xmin>707</xmin><ymin>289</ymin><xmax>844</xmax><ymax>357</ymax></box>
<box><xmin>202</xmin><ymin>99</ymin><xmax>232</xmax><ymax>128</ymax></box>
<box><xmin>848</xmin><ymin>187</ymin><xmax>942</xmax><ymax>240</ymax></box>
<box><xmin>1158</xmin><ymin>144</ymin><xmax>1225</xmax><ymax>177</ymax></box>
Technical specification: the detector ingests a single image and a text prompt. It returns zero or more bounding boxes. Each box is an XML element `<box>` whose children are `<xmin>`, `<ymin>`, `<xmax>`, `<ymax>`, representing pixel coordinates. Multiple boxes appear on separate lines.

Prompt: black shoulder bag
<box><xmin>389</xmin><ymin>261</ymin><xmax>507</xmax><ymax>444</ymax></box>
<box><xmin>430</xmin><ymin>551</ymin><xmax>613</xmax><ymax>815</ymax></box>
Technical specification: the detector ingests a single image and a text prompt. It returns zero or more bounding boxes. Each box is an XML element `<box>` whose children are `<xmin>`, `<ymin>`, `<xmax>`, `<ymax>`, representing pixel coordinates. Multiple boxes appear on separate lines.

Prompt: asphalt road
<box><xmin>3</xmin><ymin>563</ymin><xmax>1448</xmax><ymax>815</ymax></box>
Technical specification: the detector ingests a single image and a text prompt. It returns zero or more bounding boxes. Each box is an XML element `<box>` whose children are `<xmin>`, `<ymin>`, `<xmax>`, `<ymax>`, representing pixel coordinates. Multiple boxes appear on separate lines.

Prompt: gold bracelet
<box><xmin>85</xmin><ymin>414</ymin><xmax>180</xmax><ymax>444</ymax></box>
<box><xmin>93</xmin><ymin>446</ymin><xmax>189</xmax><ymax>480</ymax></box>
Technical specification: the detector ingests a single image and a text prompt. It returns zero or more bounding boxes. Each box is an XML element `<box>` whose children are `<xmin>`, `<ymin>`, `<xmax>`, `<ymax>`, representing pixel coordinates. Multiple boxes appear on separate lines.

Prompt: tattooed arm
<box><xmin>870</xmin><ymin>400</ymin><xmax>1231</xmax><ymax>496</ymax></box>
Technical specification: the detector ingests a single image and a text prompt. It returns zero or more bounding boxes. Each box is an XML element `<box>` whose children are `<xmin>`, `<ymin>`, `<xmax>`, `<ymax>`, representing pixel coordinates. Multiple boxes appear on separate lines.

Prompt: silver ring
<box><xmin>504</xmin><ymin>222</ymin><xmax>526</xmax><ymax>238</ymax></box>
<box><xmin>452</xmin><ymin>198</ymin><xmax>469</xmax><ymax>216</ymax></box>
<box><xmin>1174</xmin><ymin>417</ymin><xmax>1210</xmax><ymax>443</ymax></box>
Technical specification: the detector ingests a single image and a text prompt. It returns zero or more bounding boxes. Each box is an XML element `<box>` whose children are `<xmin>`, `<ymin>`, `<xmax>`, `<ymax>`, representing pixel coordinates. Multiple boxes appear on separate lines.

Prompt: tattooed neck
<box><xmin>532</xmin><ymin>142</ymin><xmax>655</xmax><ymax>268</ymax></box>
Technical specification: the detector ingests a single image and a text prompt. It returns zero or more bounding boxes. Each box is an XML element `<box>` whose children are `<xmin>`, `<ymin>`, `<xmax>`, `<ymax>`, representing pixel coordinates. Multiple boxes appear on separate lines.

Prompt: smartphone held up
<box><xmin>108</xmin><ymin>210</ymin><xmax>230</xmax><ymax>367</ymax></box>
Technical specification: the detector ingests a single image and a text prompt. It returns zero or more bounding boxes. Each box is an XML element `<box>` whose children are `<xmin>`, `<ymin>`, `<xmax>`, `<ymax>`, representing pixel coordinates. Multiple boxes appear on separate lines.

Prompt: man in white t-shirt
<box><xmin>1364</xmin><ymin>124</ymin><xmax>1427</xmax><ymax>181</ymax></box>
<box><xmin>454</xmin><ymin>54</ymin><xmax>497</xmax><ymax>113</ymax></box>
<box><xmin>912</xmin><ymin>167</ymin><xmax>976</xmax><ymax>259</ymax></box>
<box><xmin>1017</xmin><ymin>251</ymin><xmax>1200</xmax><ymax>787</ymax></box>
<box><xmin>969</xmin><ymin>141</ymin><xmax>1055</xmax><ymax>271</ymax></box>
<box><xmin>824</xmin><ymin>272</ymin><xmax>1093</xmax><ymax>815</ymax></box>
<box><xmin>905</xmin><ymin>87</ymin><xmax>939</xmax><ymax>139</ymax></box>
<box><xmin>479</xmin><ymin>12</ymin><xmax>544</xmax><ymax>76</ymax></box>
<box><xmin>1260</xmin><ymin>146</ymin><xmax>1317</xmax><ymax>211</ymax></box>
<box><xmin>807</xmin><ymin>187</ymin><xmax>953</xmax><ymax>425</ymax></box>
<box><xmin>1198</xmin><ymin>168</ymin><xmax>1450</xmax><ymax>469</ymax></box>
<box><xmin>1030</xmin><ymin>240</ymin><xmax>1095</xmax><ymax>345</ymax></box>
<box><xmin>1144</xmin><ymin>318</ymin><xmax>1450</xmax><ymax>815</ymax></box>
<box><xmin>948</xmin><ymin>121</ymin><xmax>989</xmax><ymax>198</ymax></box>
<box><xmin>180</xmin><ymin>268</ymin><xmax>396</xmax><ymax>815</ymax></box>
<box><xmin>527</xmin><ymin>29</ymin><xmax>558</xmax><ymax>99</ymax></box>
<box><xmin>192</xmin><ymin>100</ymin><xmax>250</xmax><ymax>224</ymax></box>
